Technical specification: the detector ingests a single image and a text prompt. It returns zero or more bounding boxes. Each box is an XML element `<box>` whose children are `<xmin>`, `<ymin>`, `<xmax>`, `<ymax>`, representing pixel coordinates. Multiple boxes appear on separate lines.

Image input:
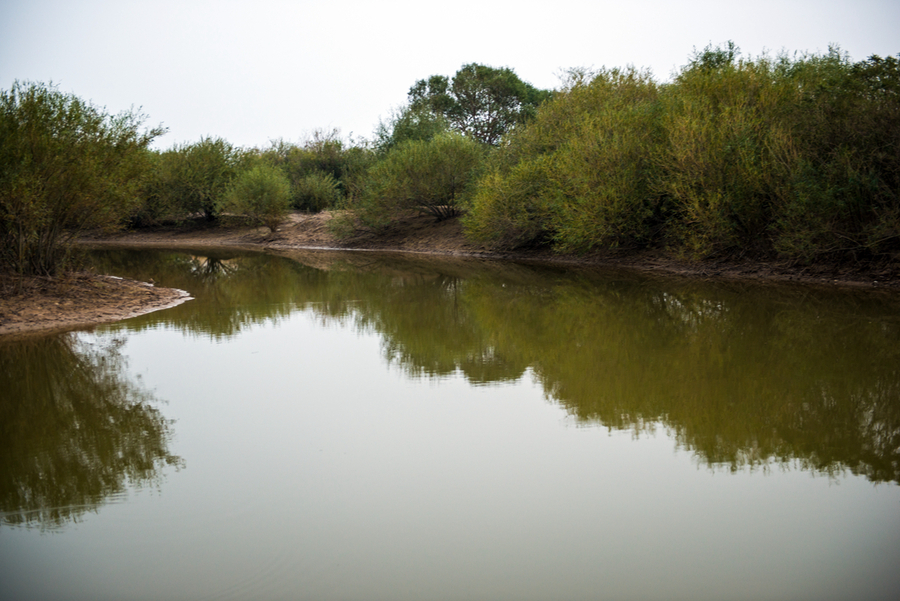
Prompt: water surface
<box><xmin>1</xmin><ymin>249</ymin><xmax>898</xmax><ymax>600</ymax></box>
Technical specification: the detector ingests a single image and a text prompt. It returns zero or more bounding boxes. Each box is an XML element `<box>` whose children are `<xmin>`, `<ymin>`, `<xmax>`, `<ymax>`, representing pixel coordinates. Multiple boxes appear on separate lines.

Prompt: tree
<box><xmin>262</xmin><ymin>130</ymin><xmax>374</xmax><ymax>210</ymax></box>
<box><xmin>373</xmin><ymin>103</ymin><xmax>449</xmax><ymax>153</ymax></box>
<box><xmin>409</xmin><ymin>63</ymin><xmax>552</xmax><ymax>145</ymax></box>
<box><xmin>0</xmin><ymin>81</ymin><xmax>164</xmax><ymax>275</ymax></box>
<box><xmin>156</xmin><ymin>137</ymin><xmax>242</xmax><ymax>222</ymax></box>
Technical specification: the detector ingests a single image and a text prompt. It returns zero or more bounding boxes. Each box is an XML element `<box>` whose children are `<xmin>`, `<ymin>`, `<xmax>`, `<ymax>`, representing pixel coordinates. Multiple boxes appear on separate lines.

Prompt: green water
<box><xmin>1</xmin><ymin>248</ymin><xmax>898</xmax><ymax>600</ymax></box>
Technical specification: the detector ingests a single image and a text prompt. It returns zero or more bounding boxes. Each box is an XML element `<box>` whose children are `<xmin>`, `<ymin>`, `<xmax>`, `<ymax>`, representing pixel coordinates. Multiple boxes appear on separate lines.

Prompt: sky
<box><xmin>2</xmin><ymin>0</ymin><xmax>898</xmax><ymax>150</ymax></box>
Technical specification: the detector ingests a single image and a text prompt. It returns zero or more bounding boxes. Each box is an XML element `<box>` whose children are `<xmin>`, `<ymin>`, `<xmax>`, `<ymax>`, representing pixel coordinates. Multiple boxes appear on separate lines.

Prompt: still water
<box><xmin>1</xmin><ymin>248</ymin><xmax>899</xmax><ymax>601</ymax></box>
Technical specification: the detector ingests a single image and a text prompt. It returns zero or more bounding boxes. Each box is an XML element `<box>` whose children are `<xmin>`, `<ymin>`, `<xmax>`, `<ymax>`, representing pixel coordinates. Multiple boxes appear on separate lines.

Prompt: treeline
<box><xmin>133</xmin><ymin>130</ymin><xmax>371</xmax><ymax>230</ymax></box>
<box><xmin>2</xmin><ymin>45</ymin><xmax>898</xmax><ymax>276</ymax></box>
<box><xmin>467</xmin><ymin>45</ymin><xmax>900</xmax><ymax>261</ymax></box>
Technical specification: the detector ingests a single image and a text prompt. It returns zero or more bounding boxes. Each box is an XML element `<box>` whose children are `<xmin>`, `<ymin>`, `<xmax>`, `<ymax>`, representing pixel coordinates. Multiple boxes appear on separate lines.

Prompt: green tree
<box><xmin>771</xmin><ymin>51</ymin><xmax>900</xmax><ymax>259</ymax></box>
<box><xmin>163</xmin><ymin>137</ymin><xmax>242</xmax><ymax>222</ymax></box>
<box><xmin>465</xmin><ymin>67</ymin><xmax>664</xmax><ymax>251</ymax></box>
<box><xmin>373</xmin><ymin>103</ymin><xmax>449</xmax><ymax>153</ymax></box>
<box><xmin>292</xmin><ymin>170</ymin><xmax>341</xmax><ymax>212</ymax></box>
<box><xmin>409</xmin><ymin>63</ymin><xmax>551</xmax><ymax>145</ymax></box>
<box><xmin>0</xmin><ymin>81</ymin><xmax>163</xmax><ymax>275</ymax></box>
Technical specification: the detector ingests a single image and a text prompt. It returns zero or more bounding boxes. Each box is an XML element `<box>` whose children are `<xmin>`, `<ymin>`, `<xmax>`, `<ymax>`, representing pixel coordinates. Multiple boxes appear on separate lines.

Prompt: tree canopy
<box><xmin>408</xmin><ymin>63</ymin><xmax>551</xmax><ymax>146</ymax></box>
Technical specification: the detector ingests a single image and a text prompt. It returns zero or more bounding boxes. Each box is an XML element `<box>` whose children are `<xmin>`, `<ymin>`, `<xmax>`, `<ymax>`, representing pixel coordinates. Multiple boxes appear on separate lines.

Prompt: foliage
<box><xmin>262</xmin><ymin>130</ymin><xmax>374</xmax><ymax>211</ymax></box>
<box><xmin>222</xmin><ymin>163</ymin><xmax>292</xmax><ymax>232</ymax></box>
<box><xmin>373</xmin><ymin>103</ymin><xmax>449</xmax><ymax>153</ymax></box>
<box><xmin>129</xmin><ymin>150</ymin><xmax>180</xmax><ymax>227</ymax></box>
<box><xmin>0</xmin><ymin>81</ymin><xmax>163</xmax><ymax>275</ymax></box>
<box><xmin>409</xmin><ymin>63</ymin><xmax>552</xmax><ymax>145</ymax></box>
<box><xmin>145</xmin><ymin>137</ymin><xmax>242</xmax><ymax>222</ymax></box>
<box><xmin>657</xmin><ymin>45</ymin><xmax>798</xmax><ymax>256</ymax></box>
<box><xmin>657</xmin><ymin>45</ymin><xmax>900</xmax><ymax>259</ymax></box>
<box><xmin>17</xmin><ymin>48</ymin><xmax>895</xmax><ymax>266</ymax></box>
<box><xmin>465</xmin><ymin>67</ymin><xmax>664</xmax><ymax>250</ymax></box>
<box><xmin>771</xmin><ymin>51</ymin><xmax>900</xmax><ymax>259</ymax></box>
<box><xmin>355</xmin><ymin>133</ymin><xmax>483</xmax><ymax>229</ymax></box>
<box><xmin>292</xmin><ymin>170</ymin><xmax>341</xmax><ymax>212</ymax></box>
<box><xmin>464</xmin><ymin>45</ymin><xmax>900</xmax><ymax>261</ymax></box>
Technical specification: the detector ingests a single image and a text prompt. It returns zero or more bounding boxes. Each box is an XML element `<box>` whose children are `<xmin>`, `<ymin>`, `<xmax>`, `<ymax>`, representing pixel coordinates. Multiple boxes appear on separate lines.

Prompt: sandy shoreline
<box><xmin>2</xmin><ymin>210</ymin><xmax>897</xmax><ymax>337</ymax></box>
<box><xmin>0</xmin><ymin>274</ymin><xmax>191</xmax><ymax>339</ymax></box>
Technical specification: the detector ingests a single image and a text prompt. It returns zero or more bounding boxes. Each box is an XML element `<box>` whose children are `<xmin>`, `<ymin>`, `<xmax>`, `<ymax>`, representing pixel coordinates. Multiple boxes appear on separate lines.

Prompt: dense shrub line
<box><xmin>466</xmin><ymin>45</ymin><xmax>900</xmax><ymax>261</ymax></box>
<box><xmin>3</xmin><ymin>48</ymin><xmax>897</xmax><ymax>276</ymax></box>
<box><xmin>133</xmin><ymin>129</ymin><xmax>372</xmax><ymax>229</ymax></box>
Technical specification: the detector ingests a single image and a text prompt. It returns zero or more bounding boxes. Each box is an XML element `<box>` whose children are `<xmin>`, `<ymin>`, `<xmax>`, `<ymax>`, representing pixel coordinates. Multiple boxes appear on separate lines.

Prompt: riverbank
<box><xmin>2</xmin><ymin>210</ymin><xmax>898</xmax><ymax>337</ymax></box>
<box><xmin>89</xmin><ymin>211</ymin><xmax>900</xmax><ymax>289</ymax></box>
<box><xmin>0</xmin><ymin>273</ymin><xmax>190</xmax><ymax>338</ymax></box>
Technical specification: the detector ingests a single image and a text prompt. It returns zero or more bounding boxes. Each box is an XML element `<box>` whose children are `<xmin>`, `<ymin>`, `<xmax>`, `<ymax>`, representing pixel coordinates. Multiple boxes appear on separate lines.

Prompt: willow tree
<box><xmin>0</xmin><ymin>81</ymin><xmax>164</xmax><ymax>275</ymax></box>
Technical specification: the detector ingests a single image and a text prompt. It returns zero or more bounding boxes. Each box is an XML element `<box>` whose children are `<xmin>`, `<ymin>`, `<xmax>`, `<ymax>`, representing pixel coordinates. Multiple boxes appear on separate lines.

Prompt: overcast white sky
<box><xmin>2</xmin><ymin>0</ymin><xmax>898</xmax><ymax>149</ymax></box>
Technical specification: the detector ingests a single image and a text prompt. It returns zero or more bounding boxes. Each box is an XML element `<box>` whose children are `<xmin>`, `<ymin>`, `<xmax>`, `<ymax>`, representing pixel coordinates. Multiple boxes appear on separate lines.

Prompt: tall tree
<box><xmin>409</xmin><ymin>63</ymin><xmax>551</xmax><ymax>146</ymax></box>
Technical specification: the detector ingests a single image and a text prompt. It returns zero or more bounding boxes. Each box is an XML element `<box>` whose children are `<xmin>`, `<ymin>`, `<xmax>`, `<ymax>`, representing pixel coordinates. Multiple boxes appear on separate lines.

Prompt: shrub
<box><xmin>657</xmin><ymin>44</ymin><xmax>799</xmax><ymax>256</ymax></box>
<box><xmin>0</xmin><ymin>81</ymin><xmax>163</xmax><ymax>275</ymax></box>
<box><xmin>465</xmin><ymin>67</ymin><xmax>664</xmax><ymax>251</ymax></box>
<box><xmin>159</xmin><ymin>137</ymin><xmax>242</xmax><ymax>222</ymax></box>
<box><xmin>357</xmin><ymin>132</ymin><xmax>483</xmax><ymax>229</ymax></box>
<box><xmin>464</xmin><ymin>156</ymin><xmax>557</xmax><ymax>249</ymax></box>
<box><xmin>222</xmin><ymin>164</ymin><xmax>291</xmax><ymax>232</ymax></box>
<box><xmin>263</xmin><ymin>130</ymin><xmax>375</xmax><ymax>210</ymax></box>
<box><xmin>466</xmin><ymin>45</ymin><xmax>899</xmax><ymax>262</ymax></box>
<box><xmin>293</xmin><ymin>171</ymin><xmax>340</xmax><ymax>212</ymax></box>
<box><xmin>771</xmin><ymin>51</ymin><xmax>900</xmax><ymax>259</ymax></box>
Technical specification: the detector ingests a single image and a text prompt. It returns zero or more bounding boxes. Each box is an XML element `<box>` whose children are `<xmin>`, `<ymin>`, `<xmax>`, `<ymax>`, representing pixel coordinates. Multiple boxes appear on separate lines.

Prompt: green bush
<box><xmin>466</xmin><ymin>45</ymin><xmax>900</xmax><ymax>261</ymax></box>
<box><xmin>658</xmin><ymin>45</ymin><xmax>799</xmax><ymax>256</ymax></box>
<box><xmin>293</xmin><ymin>171</ymin><xmax>341</xmax><ymax>212</ymax></box>
<box><xmin>464</xmin><ymin>156</ymin><xmax>557</xmax><ymax>249</ymax></box>
<box><xmin>222</xmin><ymin>164</ymin><xmax>291</xmax><ymax>232</ymax></box>
<box><xmin>129</xmin><ymin>151</ymin><xmax>178</xmax><ymax>227</ymax></box>
<box><xmin>356</xmin><ymin>133</ymin><xmax>483</xmax><ymax>230</ymax></box>
<box><xmin>0</xmin><ymin>81</ymin><xmax>163</xmax><ymax>275</ymax></box>
<box><xmin>771</xmin><ymin>51</ymin><xmax>900</xmax><ymax>259</ymax></box>
<box><xmin>656</xmin><ymin>45</ymin><xmax>900</xmax><ymax>260</ymax></box>
<box><xmin>263</xmin><ymin>130</ymin><xmax>375</xmax><ymax>211</ymax></box>
<box><xmin>465</xmin><ymin>67</ymin><xmax>664</xmax><ymax>251</ymax></box>
<box><xmin>140</xmin><ymin>137</ymin><xmax>242</xmax><ymax>223</ymax></box>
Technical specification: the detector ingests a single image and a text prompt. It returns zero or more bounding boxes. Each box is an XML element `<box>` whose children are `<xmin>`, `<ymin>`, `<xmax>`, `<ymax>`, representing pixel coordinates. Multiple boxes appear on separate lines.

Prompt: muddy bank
<box><xmin>86</xmin><ymin>211</ymin><xmax>900</xmax><ymax>291</ymax></box>
<box><xmin>3</xmin><ymin>210</ymin><xmax>897</xmax><ymax>338</ymax></box>
<box><xmin>0</xmin><ymin>273</ymin><xmax>191</xmax><ymax>338</ymax></box>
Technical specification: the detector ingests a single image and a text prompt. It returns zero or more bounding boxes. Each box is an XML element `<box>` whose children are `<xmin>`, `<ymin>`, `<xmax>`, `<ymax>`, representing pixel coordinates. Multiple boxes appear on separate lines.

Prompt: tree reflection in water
<box><xmin>89</xmin><ymin>248</ymin><xmax>900</xmax><ymax>484</ymax></box>
<box><xmin>0</xmin><ymin>334</ymin><xmax>182</xmax><ymax>530</ymax></box>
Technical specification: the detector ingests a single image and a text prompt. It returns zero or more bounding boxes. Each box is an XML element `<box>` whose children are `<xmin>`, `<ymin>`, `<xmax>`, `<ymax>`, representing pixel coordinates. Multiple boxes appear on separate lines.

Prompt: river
<box><xmin>1</xmin><ymin>248</ymin><xmax>898</xmax><ymax>600</ymax></box>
